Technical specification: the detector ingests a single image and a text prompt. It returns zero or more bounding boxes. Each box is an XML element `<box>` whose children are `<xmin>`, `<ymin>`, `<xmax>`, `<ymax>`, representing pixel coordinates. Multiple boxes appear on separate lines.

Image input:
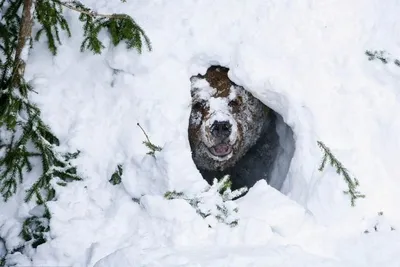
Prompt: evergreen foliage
<box><xmin>20</xmin><ymin>205</ymin><xmax>51</xmax><ymax>248</ymax></box>
<box><xmin>0</xmin><ymin>116</ymin><xmax>81</xmax><ymax>203</ymax></box>
<box><xmin>137</xmin><ymin>123</ymin><xmax>162</xmax><ymax>157</ymax></box>
<box><xmin>165</xmin><ymin>175</ymin><xmax>248</xmax><ymax>227</ymax></box>
<box><xmin>0</xmin><ymin>0</ymin><xmax>151</xmax><ymax>260</ymax></box>
<box><xmin>365</xmin><ymin>50</ymin><xmax>400</xmax><ymax>67</ymax></box>
<box><xmin>317</xmin><ymin>141</ymin><xmax>365</xmax><ymax>206</ymax></box>
<box><xmin>109</xmin><ymin>164</ymin><xmax>123</xmax><ymax>185</ymax></box>
<box><xmin>34</xmin><ymin>0</ymin><xmax>71</xmax><ymax>55</ymax></box>
<box><xmin>35</xmin><ymin>0</ymin><xmax>152</xmax><ymax>55</ymax></box>
<box><xmin>0</xmin><ymin>0</ymin><xmax>81</xmax><ymax>205</ymax></box>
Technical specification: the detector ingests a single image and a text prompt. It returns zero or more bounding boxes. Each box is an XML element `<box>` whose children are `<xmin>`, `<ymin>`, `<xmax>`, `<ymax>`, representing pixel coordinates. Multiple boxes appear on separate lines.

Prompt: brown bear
<box><xmin>188</xmin><ymin>65</ymin><xmax>279</xmax><ymax>190</ymax></box>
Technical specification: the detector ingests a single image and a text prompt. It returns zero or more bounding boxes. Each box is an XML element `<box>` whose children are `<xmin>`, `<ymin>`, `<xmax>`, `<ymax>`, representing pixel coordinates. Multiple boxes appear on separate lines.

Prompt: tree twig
<box><xmin>57</xmin><ymin>0</ymin><xmax>127</xmax><ymax>19</ymax></box>
<box><xmin>317</xmin><ymin>141</ymin><xmax>365</xmax><ymax>206</ymax></box>
<box><xmin>137</xmin><ymin>123</ymin><xmax>151</xmax><ymax>144</ymax></box>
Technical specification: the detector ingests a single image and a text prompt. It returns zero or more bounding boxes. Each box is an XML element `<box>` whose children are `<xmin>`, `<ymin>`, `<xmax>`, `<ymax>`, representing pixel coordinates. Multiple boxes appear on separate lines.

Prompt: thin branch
<box><xmin>136</xmin><ymin>123</ymin><xmax>162</xmax><ymax>156</ymax></box>
<box><xmin>57</xmin><ymin>1</ymin><xmax>128</xmax><ymax>19</ymax></box>
<box><xmin>137</xmin><ymin>123</ymin><xmax>151</xmax><ymax>144</ymax></box>
<box><xmin>317</xmin><ymin>141</ymin><xmax>365</xmax><ymax>206</ymax></box>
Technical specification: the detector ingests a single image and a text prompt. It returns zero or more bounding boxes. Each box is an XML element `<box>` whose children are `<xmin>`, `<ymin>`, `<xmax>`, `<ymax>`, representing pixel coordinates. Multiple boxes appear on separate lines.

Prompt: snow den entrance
<box><xmin>188</xmin><ymin>65</ymin><xmax>295</xmax><ymax>193</ymax></box>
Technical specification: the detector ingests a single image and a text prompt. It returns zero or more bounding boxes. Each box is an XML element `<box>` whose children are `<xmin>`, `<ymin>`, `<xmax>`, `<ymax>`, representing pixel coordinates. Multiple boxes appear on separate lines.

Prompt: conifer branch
<box><xmin>317</xmin><ymin>141</ymin><xmax>366</xmax><ymax>206</ymax></box>
<box><xmin>109</xmin><ymin>164</ymin><xmax>123</xmax><ymax>185</ymax></box>
<box><xmin>58</xmin><ymin>1</ymin><xmax>123</xmax><ymax>18</ymax></box>
<box><xmin>137</xmin><ymin>123</ymin><xmax>162</xmax><ymax>157</ymax></box>
<box><xmin>32</xmin><ymin>0</ymin><xmax>152</xmax><ymax>55</ymax></box>
<box><xmin>52</xmin><ymin>0</ymin><xmax>152</xmax><ymax>54</ymax></box>
<box><xmin>164</xmin><ymin>175</ymin><xmax>247</xmax><ymax>227</ymax></box>
<box><xmin>365</xmin><ymin>50</ymin><xmax>400</xmax><ymax>67</ymax></box>
<box><xmin>1</xmin><ymin>0</ymin><xmax>82</xmax><ymax>254</ymax></box>
<box><xmin>20</xmin><ymin>204</ymin><xmax>51</xmax><ymax>248</ymax></box>
<box><xmin>0</xmin><ymin>0</ymin><xmax>151</xmax><ymax>256</ymax></box>
<box><xmin>34</xmin><ymin>0</ymin><xmax>71</xmax><ymax>55</ymax></box>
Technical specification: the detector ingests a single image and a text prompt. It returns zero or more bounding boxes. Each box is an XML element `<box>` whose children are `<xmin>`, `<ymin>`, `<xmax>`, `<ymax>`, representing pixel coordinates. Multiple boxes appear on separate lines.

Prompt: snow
<box><xmin>191</xmin><ymin>78</ymin><xmax>216</xmax><ymax>101</ymax></box>
<box><xmin>269</xmin><ymin>113</ymin><xmax>295</xmax><ymax>190</ymax></box>
<box><xmin>1</xmin><ymin>0</ymin><xmax>400</xmax><ymax>265</ymax></box>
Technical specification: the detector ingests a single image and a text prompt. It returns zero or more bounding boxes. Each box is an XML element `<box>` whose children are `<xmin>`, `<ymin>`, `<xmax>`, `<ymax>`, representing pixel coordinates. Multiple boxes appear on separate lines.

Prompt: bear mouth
<box><xmin>209</xmin><ymin>144</ymin><xmax>233</xmax><ymax>157</ymax></box>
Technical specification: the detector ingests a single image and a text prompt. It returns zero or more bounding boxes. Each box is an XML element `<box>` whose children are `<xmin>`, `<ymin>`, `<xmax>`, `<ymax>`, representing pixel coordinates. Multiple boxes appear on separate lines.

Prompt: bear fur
<box><xmin>188</xmin><ymin>66</ymin><xmax>279</xmax><ymax>190</ymax></box>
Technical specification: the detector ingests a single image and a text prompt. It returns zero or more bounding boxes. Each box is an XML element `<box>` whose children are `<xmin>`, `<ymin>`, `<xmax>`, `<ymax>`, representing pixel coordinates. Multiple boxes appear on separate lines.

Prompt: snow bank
<box><xmin>2</xmin><ymin>0</ymin><xmax>400</xmax><ymax>265</ymax></box>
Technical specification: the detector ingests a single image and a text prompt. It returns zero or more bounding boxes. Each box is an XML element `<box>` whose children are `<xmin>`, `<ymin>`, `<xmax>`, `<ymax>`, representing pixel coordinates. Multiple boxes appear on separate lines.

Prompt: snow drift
<box><xmin>1</xmin><ymin>0</ymin><xmax>400</xmax><ymax>266</ymax></box>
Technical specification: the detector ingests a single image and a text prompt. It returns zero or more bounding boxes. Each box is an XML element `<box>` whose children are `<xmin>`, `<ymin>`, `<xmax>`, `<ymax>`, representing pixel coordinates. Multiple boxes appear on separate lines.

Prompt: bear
<box><xmin>188</xmin><ymin>65</ymin><xmax>279</xmax><ymax>190</ymax></box>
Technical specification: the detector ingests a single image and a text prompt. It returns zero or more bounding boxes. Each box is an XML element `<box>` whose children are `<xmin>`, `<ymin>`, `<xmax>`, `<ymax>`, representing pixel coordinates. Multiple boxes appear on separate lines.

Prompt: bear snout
<box><xmin>211</xmin><ymin>120</ymin><xmax>231</xmax><ymax>139</ymax></box>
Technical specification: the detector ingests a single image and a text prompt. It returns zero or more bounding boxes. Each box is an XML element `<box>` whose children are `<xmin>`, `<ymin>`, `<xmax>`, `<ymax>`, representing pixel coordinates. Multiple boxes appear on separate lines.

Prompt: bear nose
<box><xmin>211</xmin><ymin>121</ymin><xmax>231</xmax><ymax>138</ymax></box>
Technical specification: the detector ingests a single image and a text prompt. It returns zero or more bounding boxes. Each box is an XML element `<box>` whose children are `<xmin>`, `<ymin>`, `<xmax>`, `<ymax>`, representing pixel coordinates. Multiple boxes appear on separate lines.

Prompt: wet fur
<box><xmin>188</xmin><ymin>66</ymin><xmax>279</xmax><ymax>190</ymax></box>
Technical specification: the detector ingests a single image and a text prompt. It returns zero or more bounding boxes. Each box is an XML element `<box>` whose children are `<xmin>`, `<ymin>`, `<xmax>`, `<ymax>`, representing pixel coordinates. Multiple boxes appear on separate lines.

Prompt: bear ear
<box><xmin>190</xmin><ymin>76</ymin><xmax>198</xmax><ymax>83</ymax></box>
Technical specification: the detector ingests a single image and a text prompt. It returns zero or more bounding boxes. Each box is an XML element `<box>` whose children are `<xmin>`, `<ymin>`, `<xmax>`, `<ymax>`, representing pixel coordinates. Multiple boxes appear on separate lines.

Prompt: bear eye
<box><xmin>229</xmin><ymin>98</ymin><xmax>241</xmax><ymax>108</ymax></box>
<box><xmin>193</xmin><ymin>100</ymin><xmax>206</xmax><ymax>110</ymax></box>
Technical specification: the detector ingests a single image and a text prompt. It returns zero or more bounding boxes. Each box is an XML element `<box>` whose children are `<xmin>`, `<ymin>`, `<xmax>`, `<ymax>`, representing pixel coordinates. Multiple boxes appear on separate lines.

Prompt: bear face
<box><xmin>188</xmin><ymin>66</ymin><xmax>271</xmax><ymax>177</ymax></box>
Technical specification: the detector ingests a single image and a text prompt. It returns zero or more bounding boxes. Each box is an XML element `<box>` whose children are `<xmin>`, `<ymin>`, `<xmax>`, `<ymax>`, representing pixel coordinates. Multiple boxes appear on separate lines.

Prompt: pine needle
<box><xmin>317</xmin><ymin>141</ymin><xmax>365</xmax><ymax>206</ymax></box>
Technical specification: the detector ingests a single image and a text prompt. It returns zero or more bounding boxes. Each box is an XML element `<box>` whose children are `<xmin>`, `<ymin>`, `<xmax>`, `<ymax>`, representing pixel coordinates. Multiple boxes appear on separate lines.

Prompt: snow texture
<box><xmin>1</xmin><ymin>0</ymin><xmax>400</xmax><ymax>266</ymax></box>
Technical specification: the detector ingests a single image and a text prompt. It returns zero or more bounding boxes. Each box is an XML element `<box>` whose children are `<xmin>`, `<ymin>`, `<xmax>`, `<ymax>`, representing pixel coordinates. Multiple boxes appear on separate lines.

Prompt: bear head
<box><xmin>188</xmin><ymin>66</ymin><xmax>270</xmax><ymax>172</ymax></box>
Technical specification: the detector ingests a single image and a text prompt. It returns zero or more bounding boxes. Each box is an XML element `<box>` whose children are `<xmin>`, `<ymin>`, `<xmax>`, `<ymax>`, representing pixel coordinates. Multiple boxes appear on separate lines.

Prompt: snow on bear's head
<box><xmin>188</xmin><ymin>66</ymin><xmax>269</xmax><ymax>172</ymax></box>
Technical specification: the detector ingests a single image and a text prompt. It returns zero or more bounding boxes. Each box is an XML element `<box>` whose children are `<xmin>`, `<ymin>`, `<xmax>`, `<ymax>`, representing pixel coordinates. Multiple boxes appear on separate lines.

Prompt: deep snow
<box><xmin>1</xmin><ymin>0</ymin><xmax>400</xmax><ymax>266</ymax></box>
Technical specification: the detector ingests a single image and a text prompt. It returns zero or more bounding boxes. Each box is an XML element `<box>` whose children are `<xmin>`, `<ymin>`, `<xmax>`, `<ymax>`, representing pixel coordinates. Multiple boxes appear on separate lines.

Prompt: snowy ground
<box><xmin>2</xmin><ymin>0</ymin><xmax>400</xmax><ymax>266</ymax></box>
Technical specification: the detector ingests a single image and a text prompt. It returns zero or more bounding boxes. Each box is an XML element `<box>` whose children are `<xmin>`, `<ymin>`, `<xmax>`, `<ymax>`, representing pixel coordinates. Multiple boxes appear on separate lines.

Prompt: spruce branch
<box><xmin>365</xmin><ymin>50</ymin><xmax>388</xmax><ymax>64</ymax></box>
<box><xmin>1</xmin><ymin>0</ymin><xmax>82</xmax><ymax>248</ymax></box>
<box><xmin>164</xmin><ymin>175</ymin><xmax>247</xmax><ymax>227</ymax></box>
<box><xmin>20</xmin><ymin>204</ymin><xmax>51</xmax><ymax>248</ymax></box>
<box><xmin>53</xmin><ymin>0</ymin><xmax>152</xmax><ymax>54</ymax></box>
<box><xmin>32</xmin><ymin>0</ymin><xmax>152</xmax><ymax>55</ymax></box>
<box><xmin>365</xmin><ymin>50</ymin><xmax>400</xmax><ymax>67</ymax></box>
<box><xmin>1</xmin><ymin>0</ymin><xmax>151</xmax><ymax>253</ymax></box>
<box><xmin>317</xmin><ymin>141</ymin><xmax>365</xmax><ymax>206</ymax></box>
<box><xmin>58</xmin><ymin>1</ymin><xmax>122</xmax><ymax>18</ymax></box>
<box><xmin>164</xmin><ymin>191</ymin><xmax>185</xmax><ymax>200</ymax></box>
<box><xmin>137</xmin><ymin>123</ymin><xmax>162</xmax><ymax>157</ymax></box>
<box><xmin>34</xmin><ymin>0</ymin><xmax>71</xmax><ymax>55</ymax></box>
<box><xmin>109</xmin><ymin>164</ymin><xmax>123</xmax><ymax>185</ymax></box>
